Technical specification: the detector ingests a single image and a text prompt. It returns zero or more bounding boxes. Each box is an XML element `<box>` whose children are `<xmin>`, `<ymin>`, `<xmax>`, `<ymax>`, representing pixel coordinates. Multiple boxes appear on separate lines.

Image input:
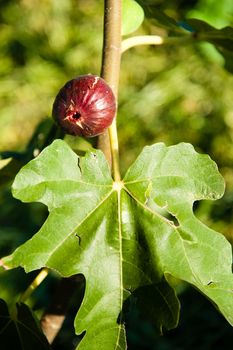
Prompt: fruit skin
<box><xmin>52</xmin><ymin>75</ymin><xmax>116</xmax><ymax>137</ymax></box>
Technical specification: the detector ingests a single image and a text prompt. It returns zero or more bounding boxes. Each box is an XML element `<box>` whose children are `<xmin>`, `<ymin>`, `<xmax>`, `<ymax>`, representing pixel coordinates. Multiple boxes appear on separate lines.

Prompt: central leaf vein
<box><xmin>114</xmin><ymin>188</ymin><xmax>125</xmax><ymax>349</ymax></box>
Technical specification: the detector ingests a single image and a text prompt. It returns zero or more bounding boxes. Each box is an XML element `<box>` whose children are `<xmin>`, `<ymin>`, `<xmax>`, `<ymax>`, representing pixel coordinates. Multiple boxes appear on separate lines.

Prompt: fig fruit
<box><xmin>52</xmin><ymin>74</ymin><xmax>116</xmax><ymax>137</ymax></box>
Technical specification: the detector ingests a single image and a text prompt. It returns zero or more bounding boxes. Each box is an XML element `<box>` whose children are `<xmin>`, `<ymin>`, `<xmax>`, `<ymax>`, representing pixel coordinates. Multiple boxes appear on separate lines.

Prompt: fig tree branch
<box><xmin>98</xmin><ymin>0</ymin><xmax>122</xmax><ymax>181</ymax></box>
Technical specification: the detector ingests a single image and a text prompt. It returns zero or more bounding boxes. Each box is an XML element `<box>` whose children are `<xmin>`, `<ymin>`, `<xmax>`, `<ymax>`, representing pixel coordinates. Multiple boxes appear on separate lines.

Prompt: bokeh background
<box><xmin>0</xmin><ymin>0</ymin><xmax>233</xmax><ymax>349</ymax></box>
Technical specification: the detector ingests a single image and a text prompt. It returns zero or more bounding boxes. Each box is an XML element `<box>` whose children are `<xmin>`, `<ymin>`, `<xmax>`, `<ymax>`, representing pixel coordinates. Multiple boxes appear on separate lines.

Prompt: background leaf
<box><xmin>185</xmin><ymin>19</ymin><xmax>233</xmax><ymax>73</ymax></box>
<box><xmin>2</xmin><ymin>140</ymin><xmax>233</xmax><ymax>349</ymax></box>
<box><xmin>135</xmin><ymin>2</ymin><xmax>233</xmax><ymax>72</ymax></box>
<box><xmin>0</xmin><ymin>299</ymin><xmax>51</xmax><ymax>350</ymax></box>
<box><xmin>187</xmin><ymin>0</ymin><xmax>233</xmax><ymax>29</ymax></box>
<box><xmin>186</xmin><ymin>19</ymin><xmax>233</xmax><ymax>50</ymax></box>
<box><xmin>0</xmin><ymin>158</ymin><xmax>23</xmax><ymax>189</ymax></box>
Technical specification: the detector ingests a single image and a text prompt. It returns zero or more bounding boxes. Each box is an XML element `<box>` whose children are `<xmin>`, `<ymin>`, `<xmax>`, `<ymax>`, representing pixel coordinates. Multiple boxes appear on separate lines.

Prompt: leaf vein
<box><xmin>46</xmin><ymin>189</ymin><xmax>114</xmax><ymax>264</ymax></box>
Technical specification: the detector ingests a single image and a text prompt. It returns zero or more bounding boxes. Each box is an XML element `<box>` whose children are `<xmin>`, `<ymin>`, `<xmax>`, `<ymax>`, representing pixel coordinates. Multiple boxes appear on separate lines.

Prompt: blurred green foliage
<box><xmin>0</xmin><ymin>0</ymin><xmax>233</xmax><ymax>349</ymax></box>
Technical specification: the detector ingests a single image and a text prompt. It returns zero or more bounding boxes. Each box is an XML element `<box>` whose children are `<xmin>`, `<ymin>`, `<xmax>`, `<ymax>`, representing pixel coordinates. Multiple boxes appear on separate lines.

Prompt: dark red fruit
<box><xmin>52</xmin><ymin>74</ymin><xmax>116</xmax><ymax>137</ymax></box>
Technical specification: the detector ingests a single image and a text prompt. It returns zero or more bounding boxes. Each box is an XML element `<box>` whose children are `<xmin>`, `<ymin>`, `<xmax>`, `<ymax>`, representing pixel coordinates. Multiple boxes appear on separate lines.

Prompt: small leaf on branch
<box><xmin>2</xmin><ymin>140</ymin><xmax>233</xmax><ymax>349</ymax></box>
<box><xmin>122</xmin><ymin>0</ymin><xmax>144</xmax><ymax>36</ymax></box>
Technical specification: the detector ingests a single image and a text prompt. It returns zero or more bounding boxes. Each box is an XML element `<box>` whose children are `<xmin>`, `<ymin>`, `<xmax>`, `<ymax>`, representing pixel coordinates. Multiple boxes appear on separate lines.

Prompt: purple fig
<box><xmin>52</xmin><ymin>75</ymin><xmax>116</xmax><ymax>137</ymax></box>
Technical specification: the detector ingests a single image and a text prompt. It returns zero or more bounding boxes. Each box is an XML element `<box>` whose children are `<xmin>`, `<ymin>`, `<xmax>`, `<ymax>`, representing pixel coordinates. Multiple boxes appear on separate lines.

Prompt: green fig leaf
<box><xmin>122</xmin><ymin>0</ymin><xmax>144</xmax><ymax>36</ymax></box>
<box><xmin>2</xmin><ymin>140</ymin><xmax>233</xmax><ymax>349</ymax></box>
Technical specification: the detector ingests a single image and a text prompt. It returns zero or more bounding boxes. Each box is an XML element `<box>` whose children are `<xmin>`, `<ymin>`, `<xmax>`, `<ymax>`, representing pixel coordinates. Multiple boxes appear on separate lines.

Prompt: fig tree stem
<box><xmin>19</xmin><ymin>268</ymin><xmax>49</xmax><ymax>303</ymax></box>
<box><xmin>98</xmin><ymin>0</ymin><xmax>122</xmax><ymax>182</ymax></box>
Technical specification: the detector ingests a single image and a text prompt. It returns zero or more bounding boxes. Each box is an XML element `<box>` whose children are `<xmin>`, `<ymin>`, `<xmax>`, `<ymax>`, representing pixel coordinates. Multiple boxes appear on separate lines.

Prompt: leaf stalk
<box><xmin>121</xmin><ymin>34</ymin><xmax>193</xmax><ymax>53</ymax></box>
<box><xmin>19</xmin><ymin>268</ymin><xmax>49</xmax><ymax>303</ymax></box>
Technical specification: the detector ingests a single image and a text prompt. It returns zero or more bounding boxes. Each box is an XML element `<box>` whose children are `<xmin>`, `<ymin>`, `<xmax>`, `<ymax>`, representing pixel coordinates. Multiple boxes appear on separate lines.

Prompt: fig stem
<box><xmin>109</xmin><ymin>118</ymin><xmax>121</xmax><ymax>181</ymax></box>
<box><xmin>98</xmin><ymin>0</ymin><xmax>122</xmax><ymax>181</ymax></box>
<box><xmin>19</xmin><ymin>268</ymin><xmax>49</xmax><ymax>303</ymax></box>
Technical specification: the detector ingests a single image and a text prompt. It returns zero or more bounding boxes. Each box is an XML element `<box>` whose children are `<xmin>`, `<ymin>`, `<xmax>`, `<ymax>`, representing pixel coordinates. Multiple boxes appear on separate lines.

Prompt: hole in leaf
<box><xmin>166</xmin><ymin>212</ymin><xmax>179</xmax><ymax>227</ymax></box>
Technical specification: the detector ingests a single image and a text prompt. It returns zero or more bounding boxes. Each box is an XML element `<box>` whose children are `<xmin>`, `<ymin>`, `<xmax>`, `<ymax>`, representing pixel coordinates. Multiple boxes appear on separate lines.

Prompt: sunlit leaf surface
<box><xmin>3</xmin><ymin>140</ymin><xmax>233</xmax><ymax>349</ymax></box>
